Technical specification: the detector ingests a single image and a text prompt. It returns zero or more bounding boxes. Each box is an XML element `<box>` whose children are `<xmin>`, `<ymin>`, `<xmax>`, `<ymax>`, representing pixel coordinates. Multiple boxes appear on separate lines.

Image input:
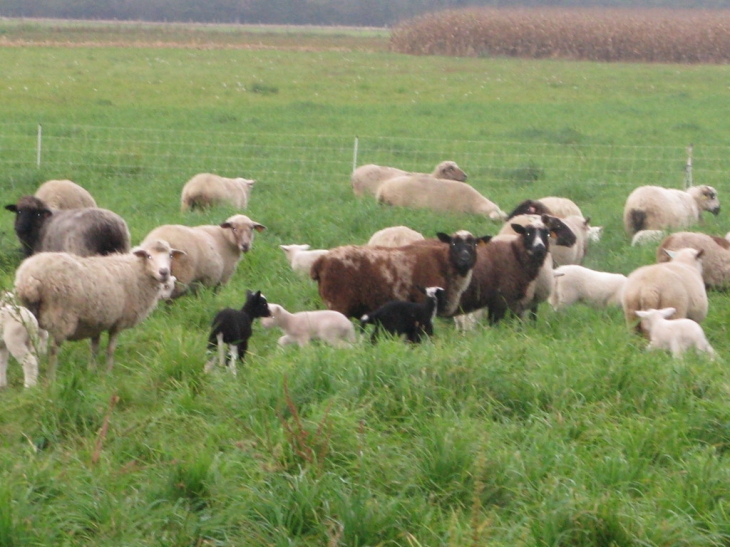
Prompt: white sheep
<box><xmin>549</xmin><ymin>265</ymin><xmax>627</xmax><ymax>311</ymax></box>
<box><xmin>631</xmin><ymin>229</ymin><xmax>666</xmax><ymax>247</ymax></box>
<box><xmin>280</xmin><ymin>244</ymin><xmax>329</xmax><ymax>276</ymax></box>
<box><xmin>142</xmin><ymin>214</ymin><xmax>266</xmax><ymax>298</ymax></box>
<box><xmin>367</xmin><ymin>226</ymin><xmax>425</xmax><ymax>247</ymax></box>
<box><xmin>537</xmin><ymin>196</ymin><xmax>583</xmax><ymax>218</ymax></box>
<box><xmin>261</xmin><ymin>304</ymin><xmax>356</xmax><ymax>348</ymax></box>
<box><xmin>656</xmin><ymin>231</ymin><xmax>730</xmax><ymax>290</ymax></box>
<box><xmin>351</xmin><ymin>160</ymin><xmax>467</xmax><ymax>198</ymax></box>
<box><xmin>635</xmin><ymin>307</ymin><xmax>716</xmax><ymax>359</ymax></box>
<box><xmin>180</xmin><ymin>173</ymin><xmax>255</xmax><ymax>212</ymax></box>
<box><xmin>34</xmin><ymin>179</ymin><xmax>97</xmax><ymax>209</ymax></box>
<box><xmin>376</xmin><ymin>175</ymin><xmax>507</xmax><ymax>222</ymax></box>
<box><xmin>14</xmin><ymin>239</ymin><xmax>185</xmax><ymax>380</ymax></box>
<box><xmin>623</xmin><ymin>184</ymin><xmax>720</xmax><ymax>235</ymax></box>
<box><xmin>0</xmin><ymin>293</ymin><xmax>48</xmax><ymax>388</ymax></box>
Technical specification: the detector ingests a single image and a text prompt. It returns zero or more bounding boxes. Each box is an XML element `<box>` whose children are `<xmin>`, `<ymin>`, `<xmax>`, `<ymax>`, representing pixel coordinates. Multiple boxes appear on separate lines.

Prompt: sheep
<box><xmin>631</xmin><ymin>230</ymin><xmax>666</xmax><ymax>246</ymax></box>
<box><xmin>13</xmin><ymin>239</ymin><xmax>185</xmax><ymax>380</ymax></box>
<box><xmin>537</xmin><ymin>196</ymin><xmax>584</xmax><ymax>218</ymax></box>
<box><xmin>261</xmin><ymin>304</ymin><xmax>356</xmax><ymax>348</ymax></box>
<box><xmin>376</xmin><ymin>175</ymin><xmax>507</xmax><ymax>221</ymax></box>
<box><xmin>180</xmin><ymin>173</ymin><xmax>255</xmax><ymax>212</ymax></box>
<box><xmin>635</xmin><ymin>307</ymin><xmax>716</xmax><ymax>359</ymax></box>
<box><xmin>351</xmin><ymin>160</ymin><xmax>467</xmax><ymax>198</ymax></box>
<box><xmin>311</xmin><ymin>230</ymin><xmax>491</xmax><ymax>320</ymax></box>
<box><xmin>549</xmin><ymin>265</ymin><xmax>627</xmax><ymax>311</ymax></box>
<box><xmin>360</xmin><ymin>286</ymin><xmax>445</xmax><ymax>343</ymax></box>
<box><xmin>280</xmin><ymin>244</ymin><xmax>329</xmax><ymax>276</ymax></box>
<box><xmin>34</xmin><ymin>179</ymin><xmax>97</xmax><ymax>209</ymax></box>
<box><xmin>656</xmin><ymin>231</ymin><xmax>730</xmax><ymax>290</ymax></box>
<box><xmin>141</xmin><ymin>214</ymin><xmax>266</xmax><ymax>298</ymax></box>
<box><xmin>498</xmin><ymin>213</ymin><xmax>579</xmax><ymax>255</ymax></box>
<box><xmin>5</xmin><ymin>195</ymin><xmax>131</xmax><ymax>258</ymax></box>
<box><xmin>204</xmin><ymin>290</ymin><xmax>271</xmax><ymax>375</ymax></box>
<box><xmin>621</xmin><ymin>247</ymin><xmax>707</xmax><ymax>333</ymax></box>
<box><xmin>623</xmin><ymin>184</ymin><xmax>720</xmax><ymax>235</ymax></box>
<box><xmin>367</xmin><ymin>226</ymin><xmax>425</xmax><ymax>247</ymax></box>
<box><xmin>0</xmin><ymin>293</ymin><xmax>48</xmax><ymax>389</ymax></box>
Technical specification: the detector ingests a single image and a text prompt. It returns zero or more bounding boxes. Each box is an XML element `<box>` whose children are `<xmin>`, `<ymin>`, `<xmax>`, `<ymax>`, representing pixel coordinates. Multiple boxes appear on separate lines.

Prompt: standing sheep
<box><xmin>367</xmin><ymin>226</ymin><xmax>425</xmax><ymax>247</ymax></box>
<box><xmin>635</xmin><ymin>307</ymin><xmax>716</xmax><ymax>359</ymax></box>
<box><xmin>0</xmin><ymin>293</ymin><xmax>48</xmax><ymax>389</ymax></box>
<box><xmin>181</xmin><ymin>173</ymin><xmax>256</xmax><ymax>212</ymax></box>
<box><xmin>656</xmin><ymin>231</ymin><xmax>730</xmax><ymax>290</ymax></box>
<box><xmin>14</xmin><ymin>239</ymin><xmax>185</xmax><ymax>380</ymax></box>
<box><xmin>351</xmin><ymin>160</ymin><xmax>467</xmax><ymax>198</ymax></box>
<box><xmin>141</xmin><ymin>214</ymin><xmax>266</xmax><ymax>298</ymax></box>
<box><xmin>280</xmin><ymin>244</ymin><xmax>329</xmax><ymax>276</ymax></box>
<box><xmin>35</xmin><ymin>179</ymin><xmax>97</xmax><ymax>209</ymax></box>
<box><xmin>623</xmin><ymin>184</ymin><xmax>720</xmax><ymax>235</ymax></box>
<box><xmin>261</xmin><ymin>304</ymin><xmax>356</xmax><ymax>348</ymax></box>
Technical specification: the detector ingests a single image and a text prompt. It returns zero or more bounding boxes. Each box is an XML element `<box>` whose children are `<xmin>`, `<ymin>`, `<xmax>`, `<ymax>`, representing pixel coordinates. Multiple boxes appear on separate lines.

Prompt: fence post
<box><xmin>37</xmin><ymin>124</ymin><xmax>42</xmax><ymax>169</ymax></box>
<box><xmin>684</xmin><ymin>143</ymin><xmax>693</xmax><ymax>189</ymax></box>
<box><xmin>352</xmin><ymin>136</ymin><xmax>359</xmax><ymax>173</ymax></box>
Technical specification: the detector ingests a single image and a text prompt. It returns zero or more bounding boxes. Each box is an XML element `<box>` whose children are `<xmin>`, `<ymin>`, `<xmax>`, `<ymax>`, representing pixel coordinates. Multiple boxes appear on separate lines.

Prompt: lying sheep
<box><xmin>351</xmin><ymin>160</ymin><xmax>467</xmax><ymax>198</ymax></box>
<box><xmin>5</xmin><ymin>196</ymin><xmax>131</xmax><ymax>258</ymax></box>
<box><xmin>0</xmin><ymin>293</ymin><xmax>48</xmax><ymax>388</ymax></box>
<box><xmin>538</xmin><ymin>196</ymin><xmax>583</xmax><ymax>218</ymax></box>
<box><xmin>14</xmin><ymin>239</ymin><xmax>185</xmax><ymax>380</ymax></box>
<box><xmin>367</xmin><ymin>226</ymin><xmax>425</xmax><ymax>247</ymax></box>
<box><xmin>376</xmin><ymin>175</ymin><xmax>507</xmax><ymax>222</ymax></box>
<box><xmin>181</xmin><ymin>173</ymin><xmax>255</xmax><ymax>212</ymax></box>
<box><xmin>280</xmin><ymin>244</ymin><xmax>329</xmax><ymax>276</ymax></box>
<box><xmin>35</xmin><ymin>179</ymin><xmax>97</xmax><ymax>209</ymax></box>
<box><xmin>360</xmin><ymin>286</ymin><xmax>444</xmax><ymax>343</ymax></box>
<box><xmin>549</xmin><ymin>265</ymin><xmax>627</xmax><ymax>311</ymax></box>
<box><xmin>635</xmin><ymin>307</ymin><xmax>716</xmax><ymax>359</ymax></box>
<box><xmin>261</xmin><ymin>304</ymin><xmax>356</xmax><ymax>348</ymax></box>
<box><xmin>631</xmin><ymin>230</ymin><xmax>666</xmax><ymax>247</ymax></box>
<box><xmin>623</xmin><ymin>185</ymin><xmax>720</xmax><ymax>236</ymax></box>
<box><xmin>656</xmin><ymin>231</ymin><xmax>730</xmax><ymax>290</ymax></box>
<box><xmin>142</xmin><ymin>214</ymin><xmax>266</xmax><ymax>298</ymax></box>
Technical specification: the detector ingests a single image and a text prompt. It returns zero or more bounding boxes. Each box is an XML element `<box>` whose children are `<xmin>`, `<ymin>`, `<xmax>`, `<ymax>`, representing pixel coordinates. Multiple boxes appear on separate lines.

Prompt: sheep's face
<box><xmin>221</xmin><ymin>215</ymin><xmax>267</xmax><ymax>253</ymax></box>
<box><xmin>512</xmin><ymin>223</ymin><xmax>550</xmax><ymax>262</ymax></box>
<box><xmin>260</xmin><ymin>304</ymin><xmax>283</xmax><ymax>329</ymax></box>
<box><xmin>691</xmin><ymin>185</ymin><xmax>720</xmax><ymax>215</ymax></box>
<box><xmin>133</xmin><ymin>240</ymin><xmax>186</xmax><ymax>284</ymax></box>
<box><xmin>242</xmin><ymin>290</ymin><xmax>272</xmax><ymax>319</ymax></box>
<box><xmin>435</xmin><ymin>161</ymin><xmax>467</xmax><ymax>182</ymax></box>
<box><xmin>437</xmin><ymin>231</ymin><xmax>492</xmax><ymax>276</ymax></box>
<box><xmin>5</xmin><ymin>196</ymin><xmax>53</xmax><ymax>256</ymax></box>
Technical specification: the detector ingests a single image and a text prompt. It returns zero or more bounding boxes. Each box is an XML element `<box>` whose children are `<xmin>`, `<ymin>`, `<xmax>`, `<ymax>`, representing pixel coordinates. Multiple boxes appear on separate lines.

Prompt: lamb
<box><xmin>549</xmin><ymin>265</ymin><xmax>627</xmax><ymax>311</ymax></box>
<box><xmin>261</xmin><ymin>304</ymin><xmax>356</xmax><ymax>348</ymax></box>
<box><xmin>360</xmin><ymin>286</ymin><xmax>445</xmax><ymax>343</ymax></box>
<box><xmin>13</xmin><ymin>239</ymin><xmax>185</xmax><ymax>380</ymax></box>
<box><xmin>5</xmin><ymin>195</ymin><xmax>131</xmax><ymax>258</ymax></box>
<box><xmin>311</xmin><ymin>230</ymin><xmax>491</xmax><ymax>319</ymax></box>
<box><xmin>623</xmin><ymin>185</ymin><xmax>720</xmax><ymax>235</ymax></box>
<box><xmin>656</xmin><ymin>231</ymin><xmax>730</xmax><ymax>290</ymax></box>
<box><xmin>621</xmin><ymin>247</ymin><xmax>708</xmax><ymax>333</ymax></box>
<box><xmin>631</xmin><ymin>230</ymin><xmax>666</xmax><ymax>247</ymax></box>
<box><xmin>34</xmin><ymin>179</ymin><xmax>97</xmax><ymax>209</ymax></box>
<box><xmin>635</xmin><ymin>307</ymin><xmax>716</xmax><ymax>359</ymax></box>
<box><xmin>367</xmin><ymin>226</ymin><xmax>425</xmax><ymax>247</ymax></box>
<box><xmin>141</xmin><ymin>214</ymin><xmax>266</xmax><ymax>298</ymax></box>
<box><xmin>205</xmin><ymin>290</ymin><xmax>271</xmax><ymax>375</ymax></box>
<box><xmin>351</xmin><ymin>160</ymin><xmax>467</xmax><ymax>198</ymax></box>
<box><xmin>0</xmin><ymin>293</ymin><xmax>48</xmax><ymax>389</ymax></box>
<box><xmin>180</xmin><ymin>173</ymin><xmax>255</xmax><ymax>212</ymax></box>
<box><xmin>376</xmin><ymin>175</ymin><xmax>507</xmax><ymax>221</ymax></box>
<box><xmin>280</xmin><ymin>244</ymin><xmax>329</xmax><ymax>276</ymax></box>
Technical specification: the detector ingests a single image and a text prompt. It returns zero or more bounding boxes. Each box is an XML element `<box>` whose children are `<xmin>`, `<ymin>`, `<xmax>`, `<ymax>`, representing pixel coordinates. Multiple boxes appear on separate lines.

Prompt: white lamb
<box><xmin>34</xmin><ymin>179</ymin><xmax>97</xmax><ymax>209</ymax></box>
<box><xmin>635</xmin><ymin>307</ymin><xmax>716</xmax><ymax>359</ymax></box>
<box><xmin>623</xmin><ymin>184</ymin><xmax>720</xmax><ymax>236</ymax></box>
<box><xmin>0</xmin><ymin>293</ymin><xmax>48</xmax><ymax>388</ymax></box>
<box><xmin>181</xmin><ymin>173</ymin><xmax>255</xmax><ymax>212</ymax></box>
<box><xmin>367</xmin><ymin>226</ymin><xmax>425</xmax><ymax>247</ymax></box>
<box><xmin>631</xmin><ymin>230</ymin><xmax>666</xmax><ymax>247</ymax></box>
<box><xmin>261</xmin><ymin>304</ymin><xmax>356</xmax><ymax>348</ymax></box>
<box><xmin>351</xmin><ymin>160</ymin><xmax>467</xmax><ymax>198</ymax></box>
<box><xmin>549</xmin><ymin>265</ymin><xmax>627</xmax><ymax>311</ymax></box>
<box><xmin>280</xmin><ymin>244</ymin><xmax>329</xmax><ymax>276</ymax></box>
<box><xmin>14</xmin><ymin>239</ymin><xmax>185</xmax><ymax>380</ymax></box>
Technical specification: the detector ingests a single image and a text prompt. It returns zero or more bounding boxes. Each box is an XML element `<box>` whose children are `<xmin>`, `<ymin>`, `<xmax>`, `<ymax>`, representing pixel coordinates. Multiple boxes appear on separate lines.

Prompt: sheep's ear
<box><xmin>171</xmin><ymin>249</ymin><xmax>186</xmax><ymax>258</ymax></box>
<box><xmin>436</xmin><ymin>232</ymin><xmax>451</xmax><ymax>243</ymax></box>
<box><xmin>696</xmin><ymin>249</ymin><xmax>705</xmax><ymax>260</ymax></box>
<box><xmin>660</xmin><ymin>307</ymin><xmax>676</xmax><ymax>319</ymax></box>
<box><xmin>664</xmin><ymin>249</ymin><xmax>676</xmax><ymax>259</ymax></box>
<box><xmin>132</xmin><ymin>247</ymin><xmax>150</xmax><ymax>259</ymax></box>
<box><xmin>635</xmin><ymin>310</ymin><xmax>649</xmax><ymax>318</ymax></box>
<box><xmin>220</xmin><ymin>222</ymin><xmax>233</xmax><ymax>229</ymax></box>
<box><xmin>478</xmin><ymin>235</ymin><xmax>492</xmax><ymax>246</ymax></box>
<box><xmin>511</xmin><ymin>223</ymin><xmax>527</xmax><ymax>235</ymax></box>
<box><xmin>5</xmin><ymin>204</ymin><xmax>17</xmax><ymax>213</ymax></box>
<box><xmin>253</xmin><ymin>223</ymin><xmax>266</xmax><ymax>233</ymax></box>
<box><xmin>553</xmin><ymin>271</ymin><xmax>566</xmax><ymax>278</ymax></box>
<box><xmin>584</xmin><ymin>216</ymin><xmax>591</xmax><ymax>226</ymax></box>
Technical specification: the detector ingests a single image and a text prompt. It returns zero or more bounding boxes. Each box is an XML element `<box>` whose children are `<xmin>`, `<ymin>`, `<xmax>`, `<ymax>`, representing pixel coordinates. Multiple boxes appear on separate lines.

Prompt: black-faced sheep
<box><xmin>360</xmin><ymin>286</ymin><xmax>444</xmax><ymax>343</ymax></box>
<box><xmin>367</xmin><ymin>226</ymin><xmax>425</xmax><ymax>247</ymax></box>
<box><xmin>656</xmin><ymin>231</ymin><xmax>730</xmax><ymax>290</ymax></box>
<box><xmin>180</xmin><ymin>173</ymin><xmax>255</xmax><ymax>212</ymax></box>
<box><xmin>623</xmin><ymin>184</ymin><xmax>720</xmax><ymax>235</ymax></box>
<box><xmin>0</xmin><ymin>293</ymin><xmax>48</xmax><ymax>389</ymax></box>
<box><xmin>280</xmin><ymin>244</ymin><xmax>329</xmax><ymax>276</ymax></box>
<box><xmin>205</xmin><ymin>290</ymin><xmax>271</xmax><ymax>375</ymax></box>
<box><xmin>635</xmin><ymin>307</ymin><xmax>716</xmax><ymax>359</ymax></box>
<box><xmin>261</xmin><ymin>304</ymin><xmax>356</xmax><ymax>348</ymax></box>
<box><xmin>14</xmin><ymin>239</ymin><xmax>185</xmax><ymax>380</ymax></box>
<box><xmin>351</xmin><ymin>160</ymin><xmax>467</xmax><ymax>198</ymax></box>
<box><xmin>549</xmin><ymin>265</ymin><xmax>627</xmax><ymax>311</ymax></box>
<box><xmin>5</xmin><ymin>195</ymin><xmax>131</xmax><ymax>258</ymax></box>
<box><xmin>34</xmin><ymin>179</ymin><xmax>97</xmax><ymax>209</ymax></box>
<box><xmin>311</xmin><ymin>230</ymin><xmax>491</xmax><ymax>319</ymax></box>
<box><xmin>141</xmin><ymin>214</ymin><xmax>266</xmax><ymax>298</ymax></box>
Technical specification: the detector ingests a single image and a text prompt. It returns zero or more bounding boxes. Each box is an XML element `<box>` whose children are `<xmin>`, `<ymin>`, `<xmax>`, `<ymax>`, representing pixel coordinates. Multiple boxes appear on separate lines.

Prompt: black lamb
<box><xmin>360</xmin><ymin>286</ymin><xmax>445</xmax><ymax>343</ymax></box>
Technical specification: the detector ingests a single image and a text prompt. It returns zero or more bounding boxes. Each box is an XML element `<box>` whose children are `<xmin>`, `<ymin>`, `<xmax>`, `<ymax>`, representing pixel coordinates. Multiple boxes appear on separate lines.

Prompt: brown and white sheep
<box><xmin>367</xmin><ymin>226</ymin><xmax>425</xmax><ymax>247</ymax></box>
<box><xmin>180</xmin><ymin>173</ymin><xmax>256</xmax><ymax>212</ymax></box>
<box><xmin>656</xmin><ymin>231</ymin><xmax>730</xmax><ymax>290</ymax></box>
<box><xmin>34</xmin><ymin>179</ymin><xmax>97</xmax><ymax>209</ymax></box>
<box><xmin>351</xmin><ymin>160</ymin><xmax>467</xmax><ymax>198</ymax></box>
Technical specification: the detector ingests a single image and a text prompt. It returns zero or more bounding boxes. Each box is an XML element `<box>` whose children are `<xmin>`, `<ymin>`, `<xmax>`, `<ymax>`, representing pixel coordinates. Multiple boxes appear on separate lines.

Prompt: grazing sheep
<box><xmin>361</xmin><ymin>286</ymin><xmax>444</xmax><ymax>343</ymax></box>
<box><xmin>180</xmin><ymin>173</ymin><xmax>255</xmax><ymax>212</ymax></box>
<box><xmin>621</xmin><ymin>247</ymin><xmax>707</xmax><ymax>333</ymax></box>
<box><xmin>549</xmin><ymin>265</ymin><xmax>627</xmax><ymax>311</ymax></box>
<box><xmin>367</xmin><ymin>226</ymin><xmax>425</xmax><ymax>247</ymax></box>
<box><xmin>0</xmin><ymin>293</ymin><xmax>48</xmax><ymax>389</ymax></box>
<box><xmin>280</xmin><ymin>244</ymin><xmax>329</xmax><ymax>276</ymax></box>
<box><xmin>142</xmin><ymin>214</ymin><xmax>266</xmax><ymax>298</ymax></box>
<box><xmin>14</xmin><ymin>239</ymin><xmax>185</xmax><ymax>380</ymax></box>
<box><xmin>261</xmin><ymin>304</ymin><xmax>356</xmax><ymax>348</ymax></box>
<box><xmin>623</xmin><ymin>184</ymin><xmax>720</xmax><ymax>235</ymax></box>
<box><xmin>35</xmin><ymin>179</ymin><xmax>97</xmax><ymax>209</ymax></box>
<box><xmin>311</xmin><ymin>230</ymin><xmax>491</xmax><ymax>319</ymax></box>
<box><xmin>657</xmin><ymin>231</ymin><xmax>730</xmax><ymax>290</ymax></box>
<box><xmin>377</xmin><ymin>175</ymin><xmax>507</xmax><ymax>221</ymax></box>
<box><xmin>351</xmin><ymin>160</ymin><xmax>467</xmax><ymax>198</ymax></box>
<box><xmin>205</xmin><ymin>290</ymin><xmax>271</xmax><ymax>375</ymax></box>
<box><xmin>635</xmin><ymin>307</ymin><xmax>716</xmax><ymax>359</ymax></box>
<box><xmin>5</xmin><ymin>195</ymin><xmax>131</xmax><ymax>258</ymax></box>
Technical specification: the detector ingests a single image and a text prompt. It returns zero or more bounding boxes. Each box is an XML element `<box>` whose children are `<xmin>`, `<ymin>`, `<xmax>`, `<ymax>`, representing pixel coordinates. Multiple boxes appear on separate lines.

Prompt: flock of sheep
<box><xmin>0</xmin><ymin>162</ymin><xmax>725</xmax><ymax>388</ymax></box>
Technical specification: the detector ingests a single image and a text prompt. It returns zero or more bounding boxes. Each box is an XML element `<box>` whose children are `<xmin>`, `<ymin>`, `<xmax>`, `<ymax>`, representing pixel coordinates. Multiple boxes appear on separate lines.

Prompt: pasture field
<box><xmin>2</xmin><ymin>22</ymin><xmax>730</xmax><ymax>546</ymax></box>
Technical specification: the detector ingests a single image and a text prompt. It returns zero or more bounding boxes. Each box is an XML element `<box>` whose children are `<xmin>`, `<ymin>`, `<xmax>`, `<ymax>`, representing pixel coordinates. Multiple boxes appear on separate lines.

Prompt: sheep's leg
<box><xmin>89</xmin><ymin>335</ymin><xmax>101</xmax><ymax>370</ymax></box>
<box><xmin>228</xmin><ymin>345</ymin><xmax>240</xmax><ymax>376</ymax></box>
<box><xmin>278</xmin><ymin>335</ymin><xmax>295</xmax><ymax>346</ymax></box>
<box><xmin>47</xmin><ymin>341</ymin><xmax>61</xmax><ymax>382</ymax></box>
<box><xmin>105</xmin><ymin>331</ymin><xmax>120</xmax><ymax>372</ymax></box>
<box><xmin>22</xmin><ymin>352</ymin><xmax>39</xmax><ymax>388</ymax></box>
<box><xmin>0</xmin><ymin>346</ymin><xmax>8</xmax><ymax>388</ymax></box>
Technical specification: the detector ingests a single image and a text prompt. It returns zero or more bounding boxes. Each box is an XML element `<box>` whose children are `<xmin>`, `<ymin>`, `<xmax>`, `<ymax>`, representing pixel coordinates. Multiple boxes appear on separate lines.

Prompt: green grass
<box><xmin>1</xmin><ymin>22</ymin><xmax>730</xmax><ymax>546</ymax></box>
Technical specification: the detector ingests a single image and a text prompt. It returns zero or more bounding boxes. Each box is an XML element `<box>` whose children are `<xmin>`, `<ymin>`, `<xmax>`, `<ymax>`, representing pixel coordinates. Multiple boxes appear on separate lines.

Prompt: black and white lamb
<box><xmin>360</xmin><ymin>286</ymin><xmax>445</xmax><ymax>343</ymax></box>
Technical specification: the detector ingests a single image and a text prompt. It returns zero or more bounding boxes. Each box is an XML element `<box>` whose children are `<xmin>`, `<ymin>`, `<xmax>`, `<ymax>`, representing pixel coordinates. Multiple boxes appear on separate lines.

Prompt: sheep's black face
<box><xmin>520</xmin><ymin>225</ymin><xmax>549</xmax><ymax>262</ymax></box>
<box><xmin>243</xmin><ymin>290</ymin><xmax>272</xmax><ymax>319</ymax></box>
<box><xmin>5</xmin><ymin>205</ymin><xmax>51</xmax><ymax>256</ymax></box>
<box><xmin>448</xmin><ymin>235</ymin><xmax>479</xmax><ymax>276</ymax></box>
